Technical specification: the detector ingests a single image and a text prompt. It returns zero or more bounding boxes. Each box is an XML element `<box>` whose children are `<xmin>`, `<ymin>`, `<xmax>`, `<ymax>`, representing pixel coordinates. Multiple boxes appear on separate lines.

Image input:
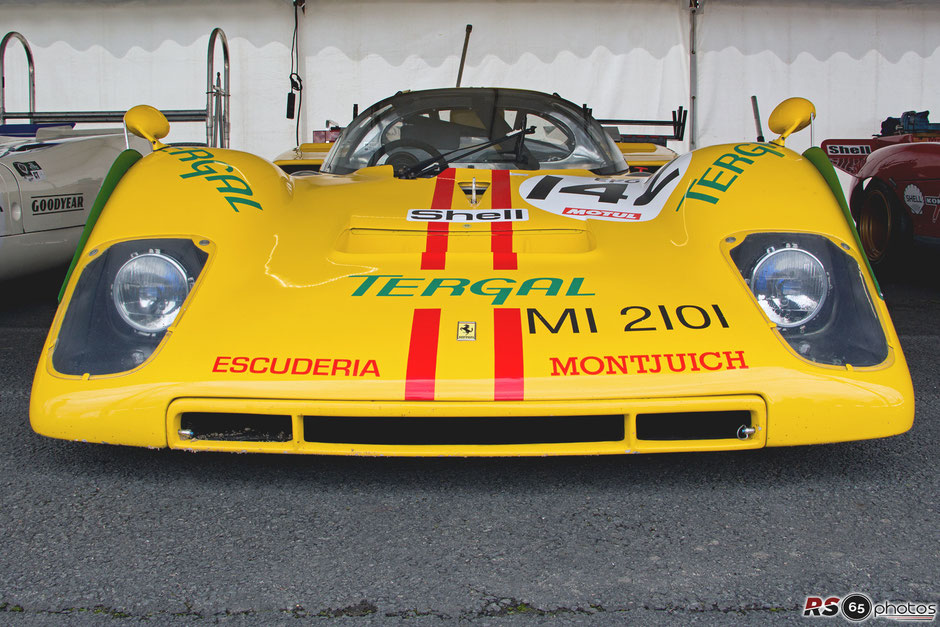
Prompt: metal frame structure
<box><xmin>0</xmin><ymin>28</ymin><xmax>231</xmax><ymax>147</ymax></box>
<box><xmin>597</xmin><ymin>107</ymin><xmax>688</xmax><ymax>145</ymax></box>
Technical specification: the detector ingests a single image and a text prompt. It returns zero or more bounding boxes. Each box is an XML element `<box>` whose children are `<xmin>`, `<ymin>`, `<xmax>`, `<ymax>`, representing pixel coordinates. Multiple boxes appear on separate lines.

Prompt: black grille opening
<box><xmin>635</xmin><ymin>411</ymin><xmax>751</xmax><ymax>441</ymax></box>
<box><xmin>303</xmin><ymin>415</ymin><xmax>625</xmax><ymax>445</ymax></box>
<box><xmin>180</xmin><ymin>413</ymin><xmax>293</xmax><ymax>442</ymax></box>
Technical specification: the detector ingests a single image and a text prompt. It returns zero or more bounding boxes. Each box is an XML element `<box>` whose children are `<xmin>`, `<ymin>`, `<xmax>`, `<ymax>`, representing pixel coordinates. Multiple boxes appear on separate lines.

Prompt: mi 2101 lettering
<box><xmin>168</xmin><ymin>147</ymin><xmax>262</xmax><ymax>212</ymax></box>
<box><xmin>524</xmin><ymin>306</ymin><xmax>731</xmax><ymax>334</ymax></box>
<box><xmin>622</xmin><ymin>304</ymin><xmax>729</xmax><ymax>331</ymax></box>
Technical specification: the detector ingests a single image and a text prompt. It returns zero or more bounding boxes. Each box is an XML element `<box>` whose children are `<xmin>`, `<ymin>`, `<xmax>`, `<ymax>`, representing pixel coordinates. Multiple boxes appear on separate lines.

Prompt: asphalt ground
<box><xmin>0</xmin><ymin>254</ymin><xmax>937</xmax><ymax>626</ymax></box>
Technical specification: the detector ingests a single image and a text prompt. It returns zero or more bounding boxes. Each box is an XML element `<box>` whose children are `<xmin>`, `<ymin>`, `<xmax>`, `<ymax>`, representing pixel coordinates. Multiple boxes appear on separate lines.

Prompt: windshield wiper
<box><xmin>399</xmin><ymin>126</ymin><xmax>535</xmax><ymax>179</ymax></box>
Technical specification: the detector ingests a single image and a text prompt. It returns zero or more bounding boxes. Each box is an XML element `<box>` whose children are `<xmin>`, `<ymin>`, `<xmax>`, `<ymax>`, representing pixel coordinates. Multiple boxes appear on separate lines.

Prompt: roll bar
<box><xmin>206</xmin><ymin>27</ymin><xmax>230</xmax><ymax>148</ymax></box>
<box><xmin>0</xmin><ymin>29</ymin><xmax>231</xmax><ymax>147</ymax></box>
<box><xmin>0</xmin><ymin>32</ymin><xmax>35</xmax><ymax>124</ymax></box>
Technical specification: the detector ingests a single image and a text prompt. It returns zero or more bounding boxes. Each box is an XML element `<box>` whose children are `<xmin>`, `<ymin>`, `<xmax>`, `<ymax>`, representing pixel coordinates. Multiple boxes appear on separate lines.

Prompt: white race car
<box><xmin>0</xmin><ymin>124</ymin><xmax>149</xmax><ymax>281</ymax></box>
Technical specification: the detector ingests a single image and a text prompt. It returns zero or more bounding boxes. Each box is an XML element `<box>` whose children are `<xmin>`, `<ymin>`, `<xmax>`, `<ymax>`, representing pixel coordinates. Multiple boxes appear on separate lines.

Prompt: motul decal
<box><xmin>518</xmin><ymin>153</ymin><xmax>690</xmax><ymax>222</ymax></box>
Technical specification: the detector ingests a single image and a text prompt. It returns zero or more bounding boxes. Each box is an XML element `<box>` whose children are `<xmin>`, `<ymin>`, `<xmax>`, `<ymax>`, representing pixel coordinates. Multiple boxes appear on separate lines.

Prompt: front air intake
<box><xmin>635</xmin><ymin>411</ymin><xmax>752</xmax><ymax>441</ymax></box>
<box><xmin>180</xmin><ymin>413</ymin><xmax>292</xmax><ymax>442</ymax></box>
<box><xmin>303</xmin><ymin>415</ymin><xmax>625</xmax><ymax>445</ymax></box>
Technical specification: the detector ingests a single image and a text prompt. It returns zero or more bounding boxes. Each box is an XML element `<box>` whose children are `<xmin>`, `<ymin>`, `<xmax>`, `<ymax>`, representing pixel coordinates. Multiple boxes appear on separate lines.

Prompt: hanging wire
<box><xmin>289</xmin><ymin>0</ymin><xmax>304</xmax><ymax>146</ymax></box>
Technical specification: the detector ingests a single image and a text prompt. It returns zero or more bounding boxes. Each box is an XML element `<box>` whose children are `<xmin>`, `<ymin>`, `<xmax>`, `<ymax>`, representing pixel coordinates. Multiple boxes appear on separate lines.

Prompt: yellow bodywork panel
<box><xmin>30</xmin><ymin>138</ymin><xmax>914</xmax><ymax>455</ymax></box>
<box><xmin>616</xmin><ymin>142</ymin><xmax>677</xmax><ymax>169</ymax></box>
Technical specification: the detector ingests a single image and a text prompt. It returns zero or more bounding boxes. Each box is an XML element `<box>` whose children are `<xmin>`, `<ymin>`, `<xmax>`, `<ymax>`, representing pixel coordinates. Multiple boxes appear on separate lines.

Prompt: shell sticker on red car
<box><xmin>518</xmin><ymin>153</ymin><xmax>691</xmax><ymax>222</ymax></box>
<box><xmin>904</xmin><ymin>184</ymin><xmax>924</xmax><ymax>214</ymax></box>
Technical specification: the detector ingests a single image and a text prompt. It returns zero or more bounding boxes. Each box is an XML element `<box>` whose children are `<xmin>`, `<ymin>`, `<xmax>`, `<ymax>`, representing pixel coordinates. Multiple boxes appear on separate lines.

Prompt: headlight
<box><xmin>53</xmin><ymin>238</ymin><xmax>208</xmax><ymax>376</ymax></box>
<box><xmin>112</xmin><ymin>252</ymin><xmax>190</xmax><ymax>333</ymax></box>
<box><xmin>730</xmin><ymin>233</ymin><xmax>887</xmax><ymax>367</ymax></box>
<box><xmin>750</xmin><ymin>247</ymin><xmax>828</xmax><ymax>328</ymax></box>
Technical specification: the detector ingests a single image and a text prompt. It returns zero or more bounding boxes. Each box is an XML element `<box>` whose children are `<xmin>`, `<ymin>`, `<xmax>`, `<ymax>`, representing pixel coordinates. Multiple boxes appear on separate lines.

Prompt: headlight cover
<box><xmin>53</xmin><ymin>239</ymin><xmax>208</xmax><ymax>376</ymax></box>
<box><xmin>750</xmin><ymin>247</ymin><xmax>828</xmax><ymax>328</ymax></box>
<box><xmin>112</xmin><ymin>252</ymin><xmax>191</xmax><ymax>333</ymax></box>
<box><xmin>730</xmin><ymin>233</ymin><xmax>888</xmax><ymax>367</ymax></box>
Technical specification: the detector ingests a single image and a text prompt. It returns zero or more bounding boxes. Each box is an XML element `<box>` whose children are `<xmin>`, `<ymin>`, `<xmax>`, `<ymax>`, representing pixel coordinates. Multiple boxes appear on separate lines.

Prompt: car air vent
<box><xmin>179</xmin><ymin>413</ymin><xmax>292</xmax><ymax>442</ymax></box>
<box><xmin>303</xmin><ymin>415</ymin><xmax>624</xmax><ymax>445</ymax></box>
<box><xmin>457</xmin><ymin>180</ymin><xmax>490</xmax><ymax>204</ymax></box>
<box><xmin>635</xmin><ymin>411</ymin><xmax>752</xmax><ymax>441</ymax></box>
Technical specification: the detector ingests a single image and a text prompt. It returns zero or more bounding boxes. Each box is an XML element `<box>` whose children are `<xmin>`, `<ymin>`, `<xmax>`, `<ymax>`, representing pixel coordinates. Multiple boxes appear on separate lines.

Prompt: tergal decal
<box><xmin>349</xmin><ymin>275</ymin><xmax>594</xmax><ymax>306</ymax></box>
<box><xmin>168</xmin><ymin>147</ymin><xmax>262</xmax><ymax>212</ymax></box>
<box><xmin>683</xmin><ymin>143</ymin><xmax>784</xmax><ymax>206</ymax></box>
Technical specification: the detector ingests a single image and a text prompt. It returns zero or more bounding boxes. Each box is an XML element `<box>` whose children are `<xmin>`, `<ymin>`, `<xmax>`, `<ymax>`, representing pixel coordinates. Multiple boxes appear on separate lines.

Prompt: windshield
<box><xmin>321</xmin><ymin>88</ymin><xmax>628</xmax><ymax>177</ymax></box>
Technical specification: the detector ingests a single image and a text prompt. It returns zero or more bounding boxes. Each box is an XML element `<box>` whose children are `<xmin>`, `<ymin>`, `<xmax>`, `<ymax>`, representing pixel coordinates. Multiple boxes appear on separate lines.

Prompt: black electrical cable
<box><xmin>288</xmin><ymin>0</ymin><xmax>303</xmax><ymax>145</ymax></box>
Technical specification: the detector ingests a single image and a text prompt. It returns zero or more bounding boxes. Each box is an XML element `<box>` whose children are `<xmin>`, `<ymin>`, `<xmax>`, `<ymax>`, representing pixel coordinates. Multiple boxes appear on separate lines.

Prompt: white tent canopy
<box><xmin>1</xmin><ymin>0</ymin><xmax>937</xmax><ymax>162</ymax></box>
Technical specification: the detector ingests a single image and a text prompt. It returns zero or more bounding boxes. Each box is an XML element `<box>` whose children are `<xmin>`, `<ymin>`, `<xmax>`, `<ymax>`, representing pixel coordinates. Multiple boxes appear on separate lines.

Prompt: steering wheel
<box><xmin>367</xmin><ymin>139</ymin><xmax>447</xmax><ymax>176</ymax></box>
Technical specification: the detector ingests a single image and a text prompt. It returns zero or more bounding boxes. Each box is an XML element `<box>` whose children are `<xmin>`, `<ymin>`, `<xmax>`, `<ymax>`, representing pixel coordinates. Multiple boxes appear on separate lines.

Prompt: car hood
<box><xmin>49</xmin><ymin>142</ymin><xmax>898</xmax><ymax>402</ymax></box>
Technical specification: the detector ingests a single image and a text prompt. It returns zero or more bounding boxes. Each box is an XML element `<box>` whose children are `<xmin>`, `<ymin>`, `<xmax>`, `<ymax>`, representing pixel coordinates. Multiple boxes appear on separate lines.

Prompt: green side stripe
<box><xmin>58</xmin><ymin>149</ymin><xmax>143</xmax><ymax>302</ymax></box>
<box><xmin>802</xmin><ymin>146</ymin><xmax>882</xmax><ymax>299</ymax></box>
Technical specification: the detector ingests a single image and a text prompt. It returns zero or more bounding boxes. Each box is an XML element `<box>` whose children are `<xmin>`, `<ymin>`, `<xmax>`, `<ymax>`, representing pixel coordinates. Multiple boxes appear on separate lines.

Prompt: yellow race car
<box><xmin>30</xmin><ymin>88</ymin><xmax>913</xmax><ymax>456</ymax></box>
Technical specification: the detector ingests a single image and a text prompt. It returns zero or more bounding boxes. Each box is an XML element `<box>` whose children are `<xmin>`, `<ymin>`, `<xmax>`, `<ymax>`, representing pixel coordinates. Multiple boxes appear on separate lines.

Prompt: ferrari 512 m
<box><xmin>30</xmin><ymin>88</ymin><xmax>913</xmax><ymax>455</ymax></box>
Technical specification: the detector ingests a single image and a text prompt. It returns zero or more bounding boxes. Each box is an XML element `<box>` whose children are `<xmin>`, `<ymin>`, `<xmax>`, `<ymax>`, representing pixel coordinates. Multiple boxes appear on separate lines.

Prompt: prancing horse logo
<box><xmin>457</xmin><ymin>321</ymin><xmax>476</xmax><ymax>341</ymax></box>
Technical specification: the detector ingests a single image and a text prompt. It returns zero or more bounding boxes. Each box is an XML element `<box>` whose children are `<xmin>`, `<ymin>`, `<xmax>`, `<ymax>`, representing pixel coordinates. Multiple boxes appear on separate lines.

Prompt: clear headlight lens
<box><xmin>112</xmin><ymin>252</ymin><xmax>190</xmax><ymax>333</ymax></box>
<box><xmin>54</xmin><ymin>238</ymin><xmax>208</xmax><ymax>376</ymax></box>
<box><xmin>730</xmin><ymin>233</ymin><xmax>888</xmax><ymax>367</ymax></box>
<box><xmin>750</xmin><ymin>247</ymin><xmax>828</xmax><ymax>328</ymax></box>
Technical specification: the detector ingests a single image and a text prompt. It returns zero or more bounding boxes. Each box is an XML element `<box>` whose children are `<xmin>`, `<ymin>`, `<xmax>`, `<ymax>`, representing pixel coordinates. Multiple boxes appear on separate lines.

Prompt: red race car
<box><xmin>823</xmin><ymin>111</ymin><xmax>940</xmax><ymax>271</ymax></box>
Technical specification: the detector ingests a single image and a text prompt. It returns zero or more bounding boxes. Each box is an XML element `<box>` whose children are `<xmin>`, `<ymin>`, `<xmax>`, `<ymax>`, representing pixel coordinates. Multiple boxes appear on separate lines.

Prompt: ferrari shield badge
<box><xmin>457</xmin><ymin>321</ymin><xmax>476</xmax><ymax>341</ymax></box>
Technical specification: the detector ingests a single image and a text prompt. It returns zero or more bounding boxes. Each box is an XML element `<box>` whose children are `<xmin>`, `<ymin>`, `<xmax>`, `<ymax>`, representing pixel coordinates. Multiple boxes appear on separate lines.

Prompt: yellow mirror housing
<box><xmin>124</xmin><ymin>105</ymin><xmax>170</xmax><ymax>150</ymax></box>
<box><xmin>767</xmin><ymin>97</ymin><xmax>816</xmax><ymax>147</ymax></box>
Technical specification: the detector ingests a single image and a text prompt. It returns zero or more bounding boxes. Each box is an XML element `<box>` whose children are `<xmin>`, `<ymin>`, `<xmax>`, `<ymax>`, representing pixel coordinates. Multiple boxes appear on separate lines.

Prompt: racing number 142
<box><xmin>622</xmin><ymin>304</ymin><xmax>729</xmax><ymax>332</ymax></box>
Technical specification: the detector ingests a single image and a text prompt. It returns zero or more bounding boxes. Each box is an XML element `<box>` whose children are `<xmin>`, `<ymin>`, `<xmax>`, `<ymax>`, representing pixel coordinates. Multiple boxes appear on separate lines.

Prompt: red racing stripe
<box><xmin>490</xmin><ymin>169</ymin><xmax>518</xmax><ymax>270</ymax></box>
<box><xmin>421</xmin><ymin>169</ymin><xmax>456</xmax><ymax>270</ymax></box>
<box><xmin>493</xmin><ymin>308</ymin><xmax>524</xmax><ymax>400</ymax></box>
<box><xmin>405</xmin><ymin>308</ymin><xmax>442</xmax><ymax>400</ymax></box>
